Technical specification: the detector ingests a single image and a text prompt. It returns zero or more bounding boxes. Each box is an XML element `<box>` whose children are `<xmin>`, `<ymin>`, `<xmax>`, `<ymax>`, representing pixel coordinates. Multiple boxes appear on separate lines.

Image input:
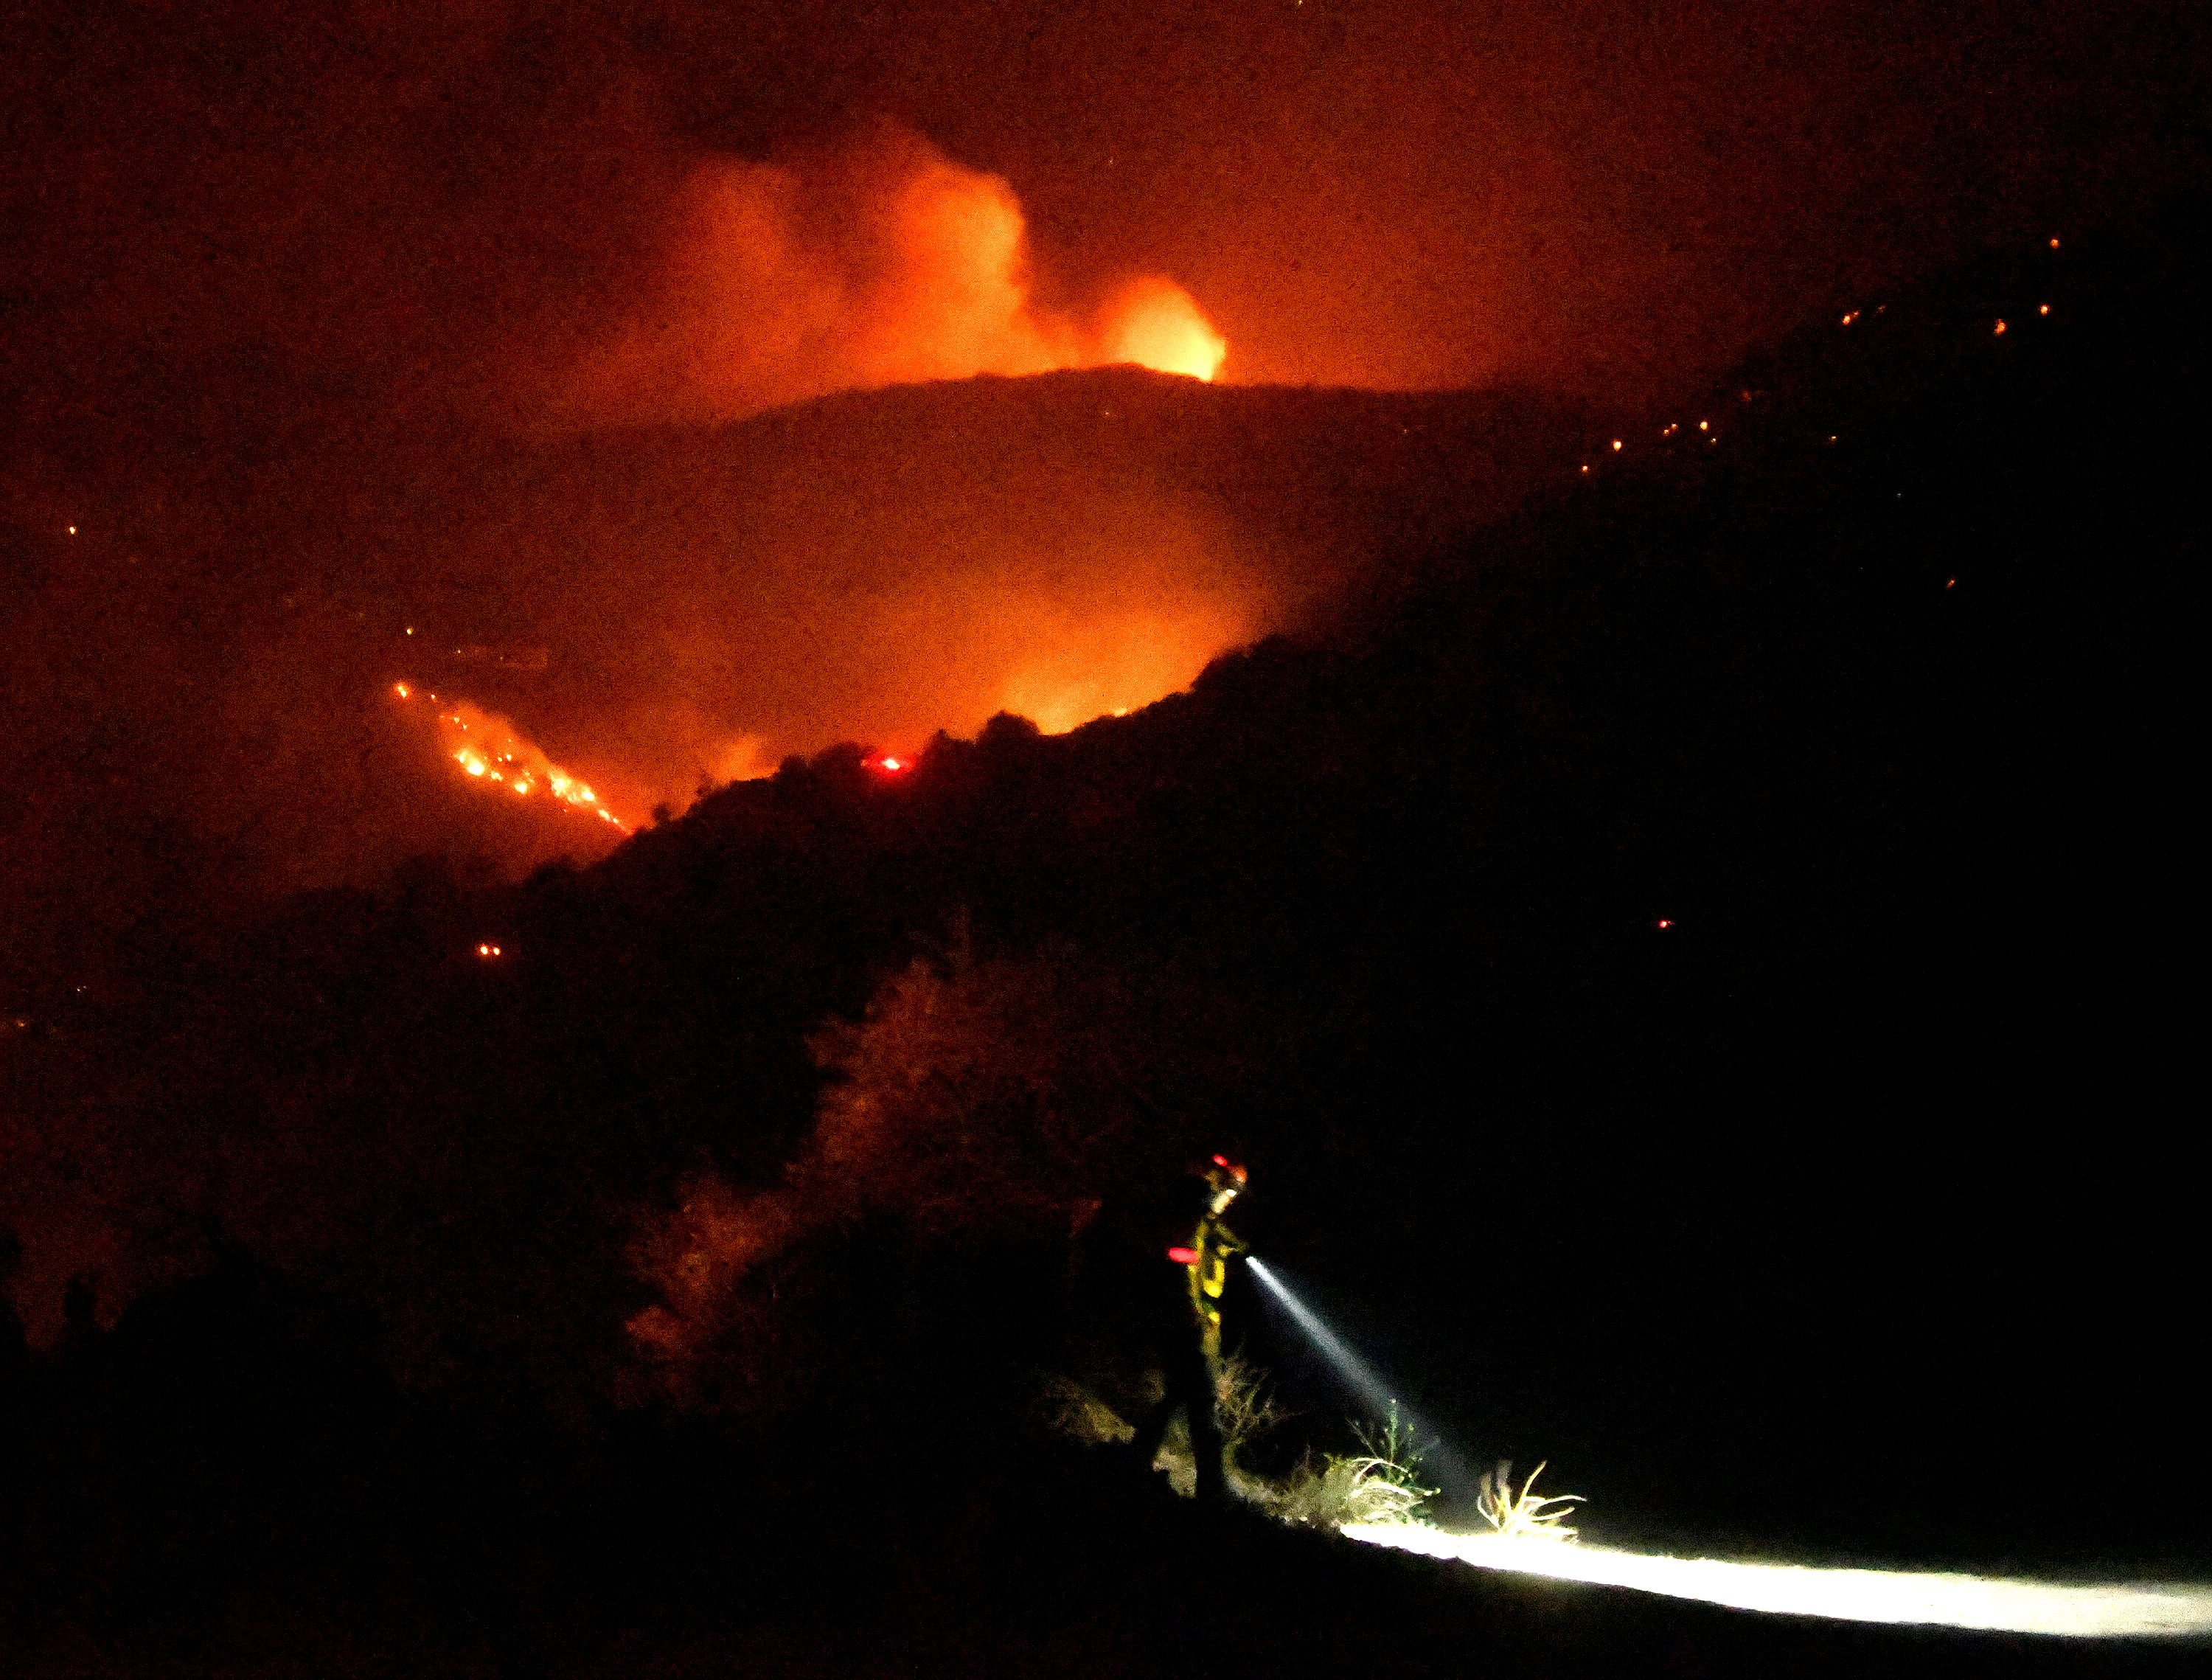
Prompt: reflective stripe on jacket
<box><xmin>1184</xmin><ymin>1212</ymin><xmax>1246</xmax><ymax>1356</ymax></box>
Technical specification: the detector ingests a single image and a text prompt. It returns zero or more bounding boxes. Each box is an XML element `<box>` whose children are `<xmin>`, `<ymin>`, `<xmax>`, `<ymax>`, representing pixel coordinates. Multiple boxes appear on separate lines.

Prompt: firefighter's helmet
<box><xmin>1204</xmin><ymin>1153</ymin><xmax>1248</xmax><ymax>1195</ymax></box>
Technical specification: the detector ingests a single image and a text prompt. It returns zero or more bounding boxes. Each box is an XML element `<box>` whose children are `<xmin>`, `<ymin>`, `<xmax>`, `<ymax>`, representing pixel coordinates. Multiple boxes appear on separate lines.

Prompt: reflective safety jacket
<box><xmin>1179</xmin><ymin>1212</ymin><xmax>1248</xmax><ymax>1356</ymax></box>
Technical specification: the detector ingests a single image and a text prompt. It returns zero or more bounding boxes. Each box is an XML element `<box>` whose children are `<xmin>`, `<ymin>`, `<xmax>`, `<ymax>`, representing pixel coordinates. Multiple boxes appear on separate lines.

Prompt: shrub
<box><xmin>1475</xmin><ymin>1459</ymin><xmax>1583</xmax><ymax>1542</ymax></box>
<box><xmin>1267</xmin><ymin>1401</ymin><xmax>1436</xmax><ymax>1530</ymax></box>
<box><xmin>1034</xmin><ymin>1371</ymin><xmax>1134</xmax><ymax>1445</ymax></box>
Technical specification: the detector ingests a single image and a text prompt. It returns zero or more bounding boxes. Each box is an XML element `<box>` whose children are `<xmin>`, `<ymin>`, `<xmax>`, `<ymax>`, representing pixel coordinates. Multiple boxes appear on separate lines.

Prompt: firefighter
<box><xmin>1128</xmin><ymin>1155</ymin><xmax>1249</xmax><ymax>1503</ymax></box>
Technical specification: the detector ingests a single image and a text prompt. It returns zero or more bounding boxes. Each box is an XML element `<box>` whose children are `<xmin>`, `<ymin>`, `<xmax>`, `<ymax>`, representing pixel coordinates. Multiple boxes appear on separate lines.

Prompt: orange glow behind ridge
<box><xmin>550</xmin><ymin>128</ymin><xmax>1228</xmax><ymax>428</ymax></box>
<box><xmin>1097</xmin><ymin>277</ymin><xmax>1228</xmax><ymax>381</ymax></box>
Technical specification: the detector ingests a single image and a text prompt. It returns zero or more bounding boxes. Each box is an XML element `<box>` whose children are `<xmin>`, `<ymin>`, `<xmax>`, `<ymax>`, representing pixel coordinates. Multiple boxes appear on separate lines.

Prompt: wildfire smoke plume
<box><xmin>544</xmin><ymin>123</ymin><xmax>1227</xmax><ymax>429</ymax></box>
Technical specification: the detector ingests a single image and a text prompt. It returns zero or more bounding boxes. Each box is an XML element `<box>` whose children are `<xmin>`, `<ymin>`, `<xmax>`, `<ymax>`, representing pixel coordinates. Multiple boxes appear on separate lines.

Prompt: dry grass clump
<box><xmin>1035</xmin><ymin>1372</ymin><xmax>1135</xmax><ymax>1445</ymax></box>
<box><xmin>1269</xmin><ymin>1450</ymin><xmax>1431</xmax><ymax>1528</ymax></box>
<box><xmin>1034</xmin><ymin>1353</ymin><xmax>1283</xmax><ymax>1497</ymax></box>
<box><xmin>1041</xmin><ymin>1363</ymin><xmax>1586</xmax><ymax>1547</ymax></box>
<box><xmin>1267</xmin><ymin>1402</ymin><xmax>1436</xmax><ymax>1530</ymax></box>
<box><xmin>1211</xmin><ymin>1351</ymin><xmax>1287</xmax><ymax>1466</ymax></box>
<box><xmin>1475</xmin><ymin>1459</ymin><xmax>1583</xmax><ymax>1542</ymax></box>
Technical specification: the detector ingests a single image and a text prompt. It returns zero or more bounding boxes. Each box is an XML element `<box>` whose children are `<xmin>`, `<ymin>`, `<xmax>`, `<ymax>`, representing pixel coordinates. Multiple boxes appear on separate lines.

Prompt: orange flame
<box><xmin>392</xmin><ymin>684</ymin><xmax>630</xmax><ymax>833</ymax></box>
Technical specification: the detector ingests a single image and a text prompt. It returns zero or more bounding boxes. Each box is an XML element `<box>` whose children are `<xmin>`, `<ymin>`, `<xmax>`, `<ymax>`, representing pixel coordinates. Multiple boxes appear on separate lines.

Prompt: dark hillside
<box><xmin>3</xmin><ymin>198</ymin><xmax>2204</xmax><ymax>1674</ymax></box>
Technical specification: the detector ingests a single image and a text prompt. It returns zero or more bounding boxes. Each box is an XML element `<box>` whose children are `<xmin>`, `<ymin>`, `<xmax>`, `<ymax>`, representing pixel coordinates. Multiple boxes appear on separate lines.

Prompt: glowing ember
<box><xmin>392</xmin><ymin>685</ymin><xmax>630</xmax><ymax>833</ymax></box>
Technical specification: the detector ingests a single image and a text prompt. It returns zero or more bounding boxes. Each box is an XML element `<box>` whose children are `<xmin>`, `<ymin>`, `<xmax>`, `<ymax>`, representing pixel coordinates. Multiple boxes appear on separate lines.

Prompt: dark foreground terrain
<box><xmin>4</xmin><ymin>1313</ymin><xmax>2205</xmax><ymax>1679</ymax></box>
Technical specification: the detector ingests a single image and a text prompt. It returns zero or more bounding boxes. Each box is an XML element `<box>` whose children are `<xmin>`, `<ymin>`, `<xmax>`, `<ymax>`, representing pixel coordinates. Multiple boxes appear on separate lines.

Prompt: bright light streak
<box><xmin>1248</xmin><ymin>1260</ymin><xmax>1474</xmax><ymax>1493</ymax></box>
<box><xmin>1248</xmin><ymin>1258</ymin><xmax>1403</xmax><ymax>1419</ymax></box>
<box><xmin>1340</xmin><ymin>1527</ymin><xmax>2212</xmax><ymax>1639</ymax></box>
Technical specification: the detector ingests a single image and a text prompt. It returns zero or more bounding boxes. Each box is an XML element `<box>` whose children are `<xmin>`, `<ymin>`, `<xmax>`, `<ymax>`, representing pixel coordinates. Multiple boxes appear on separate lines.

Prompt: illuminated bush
<box><xmin>1212</xmin><ymin>1350</ymin><xmax>1288</xmax><ymax>1470</ymax></box>
<box><xmin>1268</xmin><ymin>1402</ymin><xmax>1436</xmax><ymax>1530</ymax></box>
<box><xmin>1475</xmin><ymin>1459</ymin><xmax>1583</xmax><ymax>1542</ymax></box>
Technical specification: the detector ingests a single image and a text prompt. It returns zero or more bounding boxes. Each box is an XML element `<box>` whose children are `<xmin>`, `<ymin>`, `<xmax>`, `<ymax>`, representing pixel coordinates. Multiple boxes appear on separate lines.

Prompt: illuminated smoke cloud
<box><xmin>551</xmin><ymin>125</ymin><xmax>1225</xmax><ymax>428</ymax></box>
<box><xmin>1093</xmin><ymin>276</ymin><xmax>1228</xmax><ymax>383</ymax></box>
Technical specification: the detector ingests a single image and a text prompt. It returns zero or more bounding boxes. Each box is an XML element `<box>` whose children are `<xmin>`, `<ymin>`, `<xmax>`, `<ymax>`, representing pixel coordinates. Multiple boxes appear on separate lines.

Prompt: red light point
<box><xmin>1655</xmin><ymin>919</ymin><xmax>1672</xmax><ymax>929</ymax></box>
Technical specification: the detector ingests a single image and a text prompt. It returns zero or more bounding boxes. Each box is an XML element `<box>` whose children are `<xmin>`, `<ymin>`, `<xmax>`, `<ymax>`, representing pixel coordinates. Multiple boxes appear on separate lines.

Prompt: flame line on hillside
<box><xmin>393</xmin><ymin>683</ymin><xmax>630</xmax><ymax>833</ymax></box>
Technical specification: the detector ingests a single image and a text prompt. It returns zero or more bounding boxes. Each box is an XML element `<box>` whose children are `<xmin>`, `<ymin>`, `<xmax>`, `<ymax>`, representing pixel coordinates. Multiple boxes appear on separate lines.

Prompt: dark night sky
<box><xmin>4</xmin><ymin>0</ymin><xmax>2202</xmax><ymax>444</ymax></box>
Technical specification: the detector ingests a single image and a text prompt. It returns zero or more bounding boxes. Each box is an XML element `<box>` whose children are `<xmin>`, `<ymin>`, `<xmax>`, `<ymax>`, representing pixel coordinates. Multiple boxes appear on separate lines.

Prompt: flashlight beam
<box><xmin>1341</xmin><ymin>1526</ymin><xmax>2212</xmax><ymax>1639</ymax></box>
<box><xmin>1247</xmin><ymin>1257</ymin><xmax>1401</xmax><ymax>1420</ymax></box>
<box><xmin>1247</xmin><ymin>1257</ymin><xmax>1475</xmax><ymax>1496</ymax></box>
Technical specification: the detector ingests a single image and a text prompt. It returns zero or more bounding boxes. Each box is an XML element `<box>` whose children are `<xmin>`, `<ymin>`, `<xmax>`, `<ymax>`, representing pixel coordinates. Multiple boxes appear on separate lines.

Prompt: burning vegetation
<box><xmin>393</xmin><ymin>683</ymin><xmax>630</xmax><ymax>833</ymax></box>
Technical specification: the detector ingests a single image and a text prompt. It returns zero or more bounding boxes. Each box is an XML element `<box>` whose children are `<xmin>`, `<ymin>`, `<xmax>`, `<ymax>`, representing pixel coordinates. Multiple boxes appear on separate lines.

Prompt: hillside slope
<box><xmin>3</xmin><ymin>198</ymin><xmax>2205</xmax><ymax>1676</ymax></box>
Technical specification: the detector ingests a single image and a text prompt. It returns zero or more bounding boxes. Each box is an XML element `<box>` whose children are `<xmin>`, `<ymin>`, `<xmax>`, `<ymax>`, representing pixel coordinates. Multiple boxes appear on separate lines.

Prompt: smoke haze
<box><xmin>361</xmin><ymin>372</ymin><xmax>1573</xmax><ymax>834</ymax></box>
<box><xmin>542</xmin><ymin>124</ymin><xmax>1226</xmax><ymax>430</ymax></box>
